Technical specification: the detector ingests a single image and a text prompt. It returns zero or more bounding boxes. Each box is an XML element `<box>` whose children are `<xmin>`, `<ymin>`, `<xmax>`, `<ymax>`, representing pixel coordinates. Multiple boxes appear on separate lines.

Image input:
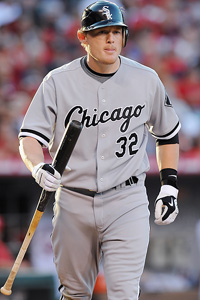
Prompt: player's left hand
<box><xmin>154</xmin><ymin>185</ymin><xmax>179</xmax><ymax>225</ymax></box>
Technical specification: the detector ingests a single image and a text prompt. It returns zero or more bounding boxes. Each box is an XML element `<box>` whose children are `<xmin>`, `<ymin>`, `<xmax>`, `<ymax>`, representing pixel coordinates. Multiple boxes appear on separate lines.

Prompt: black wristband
<box><xmin>160</xmin><ymin>168</ymin><xmax>178</xmax><ymax>189</ymax></box>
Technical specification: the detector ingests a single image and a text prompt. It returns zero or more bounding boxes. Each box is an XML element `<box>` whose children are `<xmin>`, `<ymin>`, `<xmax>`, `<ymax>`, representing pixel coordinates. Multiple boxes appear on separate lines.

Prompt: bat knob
<box><xmin>1</xmin><ymin>286</ymin><xmax>12</xmax><ymax>296</ymax></box>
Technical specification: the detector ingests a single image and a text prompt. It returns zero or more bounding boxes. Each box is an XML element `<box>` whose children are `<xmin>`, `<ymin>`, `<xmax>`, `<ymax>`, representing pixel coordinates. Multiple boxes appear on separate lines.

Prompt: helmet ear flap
<box><xmin>123</xmin><ymin>27</ymin><xmax>129</xmax><ymax>47</ymax></box>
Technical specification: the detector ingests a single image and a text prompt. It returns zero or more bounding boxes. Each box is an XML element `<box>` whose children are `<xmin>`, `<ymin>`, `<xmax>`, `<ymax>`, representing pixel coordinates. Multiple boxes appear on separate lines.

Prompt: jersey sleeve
<box><xmin>18</xmin><ymin>75</ymin><xmax>57</xmax><ymax>147</ymax></box>
<box><xmin>146</xmin><ymin>77</ymin><xmax>181</xmax><ymax>140</ymax></box>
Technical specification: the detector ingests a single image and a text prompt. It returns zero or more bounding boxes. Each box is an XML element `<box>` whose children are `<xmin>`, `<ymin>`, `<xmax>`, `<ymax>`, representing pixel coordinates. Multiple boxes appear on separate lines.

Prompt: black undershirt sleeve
<box><xmin>156</xmin><ymin>133</ymin><xmax>179</xmax><ymax>146</ymax></box>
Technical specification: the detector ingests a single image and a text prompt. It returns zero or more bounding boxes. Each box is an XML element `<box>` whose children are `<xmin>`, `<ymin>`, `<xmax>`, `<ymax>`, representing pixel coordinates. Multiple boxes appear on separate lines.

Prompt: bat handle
<box><xmin>0</xmin><ymin>274</ymin><xmax>15</xmax><ymax>295</ymax></box>
<box><xmin>0</xmin><ymin>209</ymin><xmax>44</xmax><ymax>296</ymax></box>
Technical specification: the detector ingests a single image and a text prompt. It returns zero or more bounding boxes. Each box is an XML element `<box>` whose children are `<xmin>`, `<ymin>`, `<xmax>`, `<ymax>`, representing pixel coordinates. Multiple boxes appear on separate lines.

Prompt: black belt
<box><xmin>62</xmin><ymin>176</ymin><xmax>138</xmax><ymax>197</ymax></box>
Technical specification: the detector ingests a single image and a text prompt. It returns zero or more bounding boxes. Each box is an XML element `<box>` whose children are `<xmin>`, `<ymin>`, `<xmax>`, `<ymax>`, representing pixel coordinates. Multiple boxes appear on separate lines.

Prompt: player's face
<box><xmin>84</xmin><ymin>26</ymin><xmax>123</xmax><ymax>73</ymax></box>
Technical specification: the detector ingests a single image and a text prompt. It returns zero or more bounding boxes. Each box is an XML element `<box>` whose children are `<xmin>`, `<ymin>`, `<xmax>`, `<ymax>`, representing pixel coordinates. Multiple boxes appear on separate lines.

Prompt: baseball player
<box><xmin>18</xmin><ymin>1</ymin><xmax>180</xmax><ymax>299</ymax></box>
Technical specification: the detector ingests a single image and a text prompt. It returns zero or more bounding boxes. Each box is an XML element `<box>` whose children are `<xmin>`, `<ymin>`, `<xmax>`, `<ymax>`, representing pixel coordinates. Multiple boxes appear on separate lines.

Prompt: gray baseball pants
<box><xmin>51</xmin><ymin>175</ymin><xmax>150</xmax><ymax>300</ymax></box>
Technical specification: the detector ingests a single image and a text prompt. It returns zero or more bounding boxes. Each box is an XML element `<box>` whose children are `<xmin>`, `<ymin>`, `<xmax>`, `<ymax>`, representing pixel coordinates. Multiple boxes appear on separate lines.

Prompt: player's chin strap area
<box><xmin>62</xmin><ymin>176</ymin><xmax>138</xmax><ymax>197</ymax></box>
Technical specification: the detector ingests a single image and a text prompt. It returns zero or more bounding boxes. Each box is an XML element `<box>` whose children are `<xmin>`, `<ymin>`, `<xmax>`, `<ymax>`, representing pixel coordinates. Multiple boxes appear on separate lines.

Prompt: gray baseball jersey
<box><xmin>19</xmin><ymin>55</ymin><xmax>181</xmax><ymax>193</ymax></box>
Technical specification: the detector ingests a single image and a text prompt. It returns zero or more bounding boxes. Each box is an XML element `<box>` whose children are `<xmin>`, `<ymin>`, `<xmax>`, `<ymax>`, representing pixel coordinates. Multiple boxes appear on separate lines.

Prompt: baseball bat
<box><xmin>0</xmin><ymin>120</ymin><xmax>83</xmax><ymax>296</ymax></box>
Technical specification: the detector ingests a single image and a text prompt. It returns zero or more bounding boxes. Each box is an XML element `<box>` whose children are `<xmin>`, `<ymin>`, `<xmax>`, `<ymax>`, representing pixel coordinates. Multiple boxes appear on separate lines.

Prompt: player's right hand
<box><xmin>32</xmin><ymin>163</ymin><xmax>61</xmax><ymax>192</ymax></box>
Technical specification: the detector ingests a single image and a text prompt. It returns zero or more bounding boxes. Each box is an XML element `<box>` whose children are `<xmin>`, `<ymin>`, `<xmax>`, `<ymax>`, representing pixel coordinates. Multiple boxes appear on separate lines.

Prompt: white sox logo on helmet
<box><xmin>101</xmin><ymin>6</ymin><xmax>112</xmax><ymax>20</ymax></box>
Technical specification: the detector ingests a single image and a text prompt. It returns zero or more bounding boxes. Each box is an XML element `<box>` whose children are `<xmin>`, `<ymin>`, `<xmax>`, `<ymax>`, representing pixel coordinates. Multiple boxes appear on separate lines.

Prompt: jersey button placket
<box><xmin>97</xmin><ymin>87</ymin><xmax>108</xmax><ymax>191</ymax></box>
<box><xmin>101</xmin><ymin>99</ymin><xmax>106</xmax><ymax>166</ymax></box>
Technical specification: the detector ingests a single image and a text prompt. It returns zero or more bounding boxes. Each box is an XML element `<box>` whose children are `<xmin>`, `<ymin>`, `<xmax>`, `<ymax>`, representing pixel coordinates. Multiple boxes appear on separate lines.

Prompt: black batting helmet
<box><xmin>81</xmin><ymin>1</ymin><xmax>129</xmax><ymax>47</ymax></box>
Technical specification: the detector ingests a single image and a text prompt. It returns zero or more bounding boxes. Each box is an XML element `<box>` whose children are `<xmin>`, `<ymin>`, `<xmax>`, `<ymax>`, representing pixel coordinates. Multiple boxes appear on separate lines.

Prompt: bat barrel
<box><xmin>52</xmin><ymin>120</ymin><xmax>83</xmax><ymax>174</ymax></box>
<box><xmin>37</xmin><ymin>120</ymin><xmax>82</xmax><ymax>212</ymax></box>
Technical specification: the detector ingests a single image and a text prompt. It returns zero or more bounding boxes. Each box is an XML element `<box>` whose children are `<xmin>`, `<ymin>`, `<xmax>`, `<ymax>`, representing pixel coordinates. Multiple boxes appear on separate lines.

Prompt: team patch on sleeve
<box><xmin>165</xmin><ymin>93</ymin><xmax>172</xmax><ymax>107</ymax></box>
